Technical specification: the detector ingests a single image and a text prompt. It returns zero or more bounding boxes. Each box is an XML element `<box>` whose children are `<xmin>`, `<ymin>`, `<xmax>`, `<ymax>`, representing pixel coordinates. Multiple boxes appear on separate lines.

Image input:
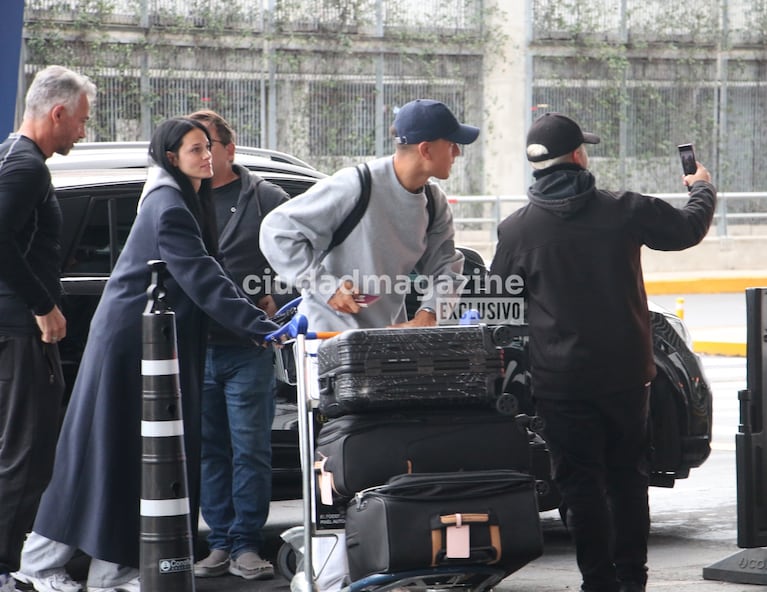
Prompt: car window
<box><xmin>60</xmin><ymin>186</ymin><xmax>141</xmax><ymax>275</ymax></box>
<box><xmin>58</xmin><ymin>174</ymin><xmax>318</xmax><ymax>278</ymax></box>
<box><xmin>277</xmin><ymin>179</ymin><xmax>317</xmax><ymax>198</ymax></box>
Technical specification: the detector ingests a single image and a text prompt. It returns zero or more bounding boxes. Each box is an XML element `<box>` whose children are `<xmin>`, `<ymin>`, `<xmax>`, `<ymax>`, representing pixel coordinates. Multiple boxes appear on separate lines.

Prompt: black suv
<box><xmin>51</xmin><ymin>143</ymin><xmax>712</xmax><ymax>509</ymax></box>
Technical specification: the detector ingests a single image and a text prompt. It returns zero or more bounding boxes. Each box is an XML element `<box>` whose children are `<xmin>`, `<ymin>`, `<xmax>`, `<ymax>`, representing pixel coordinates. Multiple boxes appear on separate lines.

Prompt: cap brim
<box><xmin>583</xmin><ymin>131</ymin><xmax>600</xmax><ymax>145</ymax></box>
<box><xmin>446</xmin><ymin>124</ymin><xmax>480</xmax><ymax>145</ymax></box>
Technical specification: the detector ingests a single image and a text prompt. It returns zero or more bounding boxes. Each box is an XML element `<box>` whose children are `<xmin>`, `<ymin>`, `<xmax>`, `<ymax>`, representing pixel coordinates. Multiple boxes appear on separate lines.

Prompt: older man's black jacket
<box><xmin>489</xmin><ymin>164</ymin><xmax>716</xmax><ymax>399</ymax></box>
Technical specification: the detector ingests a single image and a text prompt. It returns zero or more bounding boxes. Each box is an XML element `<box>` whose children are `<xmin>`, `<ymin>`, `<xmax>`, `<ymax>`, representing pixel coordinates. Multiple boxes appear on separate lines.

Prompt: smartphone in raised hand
<box><xmin>678</xmin><ymin>143</ymin><xmax>697</xmax><ymax>175</ymax></box>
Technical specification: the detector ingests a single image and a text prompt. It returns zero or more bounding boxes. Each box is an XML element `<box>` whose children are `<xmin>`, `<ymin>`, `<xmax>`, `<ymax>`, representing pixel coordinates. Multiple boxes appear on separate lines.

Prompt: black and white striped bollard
<box><xmin>139</xmin><ymin>260</ymin><xmax>195</xmax><ymax>592</ymax></box>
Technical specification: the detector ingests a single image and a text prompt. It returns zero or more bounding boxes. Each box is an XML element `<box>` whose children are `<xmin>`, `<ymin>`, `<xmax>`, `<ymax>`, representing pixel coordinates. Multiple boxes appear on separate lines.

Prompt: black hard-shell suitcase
<box><xmin>314</xmin><ymin>410</ymin><xmax>531</xmax><ymax>501</ymax></box>
<box><xmin>345</xmin><ymin>469</ymin><xmax>543</xmax><ymax>580</ymax></box>
<box><xmin>317</xmin><ymin>325</ymin><xmax>512</xmax><ymax>417</ymax></box>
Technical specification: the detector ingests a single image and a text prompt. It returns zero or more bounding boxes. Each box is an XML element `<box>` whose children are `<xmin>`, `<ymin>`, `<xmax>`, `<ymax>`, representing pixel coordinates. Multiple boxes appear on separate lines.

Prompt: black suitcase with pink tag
<box><xmin>344</xmin><ymin>469</ymin><xmax>543</xmax><ymax>580</ymax></box>
<box><xmin>316</xmin><ymin>324</ymin><xmax>514</xmax><ymax>417</ymax></box>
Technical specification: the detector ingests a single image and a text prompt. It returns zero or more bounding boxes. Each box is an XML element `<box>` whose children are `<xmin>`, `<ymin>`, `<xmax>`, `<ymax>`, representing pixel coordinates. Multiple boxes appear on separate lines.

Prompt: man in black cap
<box><xmin>489</xmin><ymin>112</ymin><xmax>717</xmax><ymax>592</ymax></box>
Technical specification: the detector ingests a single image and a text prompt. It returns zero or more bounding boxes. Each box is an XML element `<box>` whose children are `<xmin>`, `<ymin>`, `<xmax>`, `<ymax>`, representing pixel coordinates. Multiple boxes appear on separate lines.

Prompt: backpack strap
<box><xmin>424</xmin><ymin>182</ymin><xmax>435</xmax><ymax>233</ymax></box>
<box><xmin>322</xmin><ymin>163</ymin><xmax>435</xmax><ymax>258</ymax></box>
<box><xmin>251</xmin><ymin>174</ymin><xmax>265</xmax><ymax>217</ymax></box>
<box><xmin>325</xmin><ymin>163</ymin><xmax>371</xmax><ymax>254</ymax></box>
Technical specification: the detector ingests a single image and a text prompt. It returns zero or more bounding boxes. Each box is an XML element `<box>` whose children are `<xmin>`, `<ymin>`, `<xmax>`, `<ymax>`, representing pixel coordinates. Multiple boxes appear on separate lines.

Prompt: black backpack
<box><xmin>323</xmin><ymin>162</ymin><xmax>435</xmax><ymax>256</ymax></box>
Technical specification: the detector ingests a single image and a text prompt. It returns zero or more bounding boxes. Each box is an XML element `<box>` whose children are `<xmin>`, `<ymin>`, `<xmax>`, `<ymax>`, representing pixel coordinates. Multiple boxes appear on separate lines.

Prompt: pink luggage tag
<box><xmin>445</xmin><ymin>513</ymin><xmax>471</xmax><ymax>558</ymax></box>
<box><xmin>315</xmin><ymin>455</ymin><xmax>334</xmax><ymax>506</ymax></box>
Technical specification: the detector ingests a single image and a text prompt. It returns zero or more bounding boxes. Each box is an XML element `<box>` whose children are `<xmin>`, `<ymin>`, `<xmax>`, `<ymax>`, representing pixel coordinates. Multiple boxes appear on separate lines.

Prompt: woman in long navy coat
<box><xmin>15</xmin><ymin>118</ymin><xmax>278</xmax><ymax>592</ymax></box>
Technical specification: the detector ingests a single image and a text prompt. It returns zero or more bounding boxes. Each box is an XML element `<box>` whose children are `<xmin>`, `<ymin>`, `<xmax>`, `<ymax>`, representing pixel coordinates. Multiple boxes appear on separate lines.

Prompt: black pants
<box><xmin>536</xmin><ymin>384</ymin><xmax>651</xmax><ymax>592</ymax></box>
<box><xmin>0</xmin><ymin>335</ymin><xmax>64</xmax><ymax>574</ymax></box>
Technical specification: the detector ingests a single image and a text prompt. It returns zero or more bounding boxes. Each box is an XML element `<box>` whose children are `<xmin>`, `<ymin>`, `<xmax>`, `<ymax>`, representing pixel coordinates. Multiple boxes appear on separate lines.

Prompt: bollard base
<box><xmin>703</xmin><ymin>548</ymin><xmax>767</xmax><ymax>585</ymax></box>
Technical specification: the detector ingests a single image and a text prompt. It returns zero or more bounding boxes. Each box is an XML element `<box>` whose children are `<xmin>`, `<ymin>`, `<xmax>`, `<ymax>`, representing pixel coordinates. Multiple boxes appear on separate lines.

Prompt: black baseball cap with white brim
<box><xmin>526</xmin><ymin>112</ymin><xmax>600</xmax><ymax>162</ymax></box>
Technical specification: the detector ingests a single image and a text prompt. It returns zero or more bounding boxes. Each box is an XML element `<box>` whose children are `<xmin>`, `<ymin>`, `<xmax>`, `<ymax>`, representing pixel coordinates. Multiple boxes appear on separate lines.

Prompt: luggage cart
<box><xmin>266</xmin><ymin>309</ymin><xmax>514</xmax><ymax>592</ymax></box>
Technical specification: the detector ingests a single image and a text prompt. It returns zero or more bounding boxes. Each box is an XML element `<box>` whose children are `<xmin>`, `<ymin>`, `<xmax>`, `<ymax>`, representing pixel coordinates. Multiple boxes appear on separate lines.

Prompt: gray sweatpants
<box><xmin>19</xmin><ymin>531</ymin><xmax>139</xmax><ymax>588</ymax></box>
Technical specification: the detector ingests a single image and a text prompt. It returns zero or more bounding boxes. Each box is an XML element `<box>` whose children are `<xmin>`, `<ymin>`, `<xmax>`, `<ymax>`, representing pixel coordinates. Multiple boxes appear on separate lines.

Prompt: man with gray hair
<box><xmin>0</xmin><ymin>65</ymin><xmax>95</xmax><ymax>592</ymax></box>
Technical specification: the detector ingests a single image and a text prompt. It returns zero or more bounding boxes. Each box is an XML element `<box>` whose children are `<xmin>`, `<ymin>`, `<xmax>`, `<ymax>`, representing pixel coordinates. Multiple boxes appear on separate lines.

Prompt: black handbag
<box><xmin>345</xmin><ymin>470</ymin><xmax>543</xmax><ymax>580</ymax></box>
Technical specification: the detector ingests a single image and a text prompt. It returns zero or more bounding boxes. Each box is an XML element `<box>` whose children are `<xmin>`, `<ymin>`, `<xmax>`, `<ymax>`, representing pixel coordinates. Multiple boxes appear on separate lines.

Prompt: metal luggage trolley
<box><xmin>265</xmin><ymin>301</ymin><xmax>513</xmax><ymax>592</ymax></box>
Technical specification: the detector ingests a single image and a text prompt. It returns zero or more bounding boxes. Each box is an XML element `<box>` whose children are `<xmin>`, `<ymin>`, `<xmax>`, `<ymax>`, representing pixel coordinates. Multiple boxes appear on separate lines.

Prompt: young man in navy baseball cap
<box><xmin>260</xmin><ymin>97</ymin><xmax>479</xmax><ymax>591</ymax></box>
<box><xmin>261</xmin><ymin>97</ymin><xmax>479</xmax><ymax>333</ymax></box>
<box><xmin>392</xmin><ymin>98</ymin><xmax>480</xmax><ymax>146</ymax></box>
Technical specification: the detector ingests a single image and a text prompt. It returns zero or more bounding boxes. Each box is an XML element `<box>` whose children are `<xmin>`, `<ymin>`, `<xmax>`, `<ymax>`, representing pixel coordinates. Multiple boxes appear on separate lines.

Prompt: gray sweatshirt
<box><xmin>260</xmin><ymin>156</ymin><xmax>464</xmax><ymax>331</ymax></box>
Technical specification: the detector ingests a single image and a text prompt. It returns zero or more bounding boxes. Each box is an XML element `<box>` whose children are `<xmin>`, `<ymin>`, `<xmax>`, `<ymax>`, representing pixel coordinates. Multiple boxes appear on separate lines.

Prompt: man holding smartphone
<box><xmin>489</xmin><ymin>112</ymin><xmax>716</xmax><ymax>592</ymax></box>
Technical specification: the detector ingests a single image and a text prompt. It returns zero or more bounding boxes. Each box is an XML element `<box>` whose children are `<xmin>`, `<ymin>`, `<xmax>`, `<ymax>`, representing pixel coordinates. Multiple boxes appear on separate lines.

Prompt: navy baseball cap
<box><xmin>393</xmin><ymin>99</ymin><xmax>480</xmax><ymax>145</ymax></box>
<box><xmin>526</xmin><ymin>112</ymin><xmax>600</xmax><ymax>162</ymax></box>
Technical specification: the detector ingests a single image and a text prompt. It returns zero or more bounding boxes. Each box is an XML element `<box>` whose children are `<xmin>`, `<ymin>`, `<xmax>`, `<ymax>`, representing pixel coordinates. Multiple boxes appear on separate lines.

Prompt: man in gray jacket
<box><xmin>188</xmin><ymin>110</ymin><xmax>291</xmax><ymax>582</ymax></box>
<box><xmin>260</xmin><ymin>99</ymin><xmax>478</xmax><ymax>591</ymax></box>
<box><xmin>260</xmin><ymin>99</ymin><xmax>476</xmax><ymax>332</ymax></box>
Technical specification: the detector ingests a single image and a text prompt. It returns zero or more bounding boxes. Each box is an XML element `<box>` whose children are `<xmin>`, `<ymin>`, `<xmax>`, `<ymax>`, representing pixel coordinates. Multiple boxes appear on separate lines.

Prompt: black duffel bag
<box><xmin>315</xmin><ymin>410</ymin><xmax>531</xmax><ymax>502</ymax></box>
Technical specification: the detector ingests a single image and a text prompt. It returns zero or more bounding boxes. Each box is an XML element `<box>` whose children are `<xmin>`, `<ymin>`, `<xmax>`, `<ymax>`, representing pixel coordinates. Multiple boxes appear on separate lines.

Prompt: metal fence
<box><xmin>530</xmin><ymin>0</ymin><xmax>761</xmax><ymax>43</ymax></box>
<box><xmin>449</xmin><ymin>192</ymin><xmax>767</xmax><ymax>258</ymax></box>
<box><xmin>25</xmin><ymin>0</ymin><xmax>482</xmax><ymax>33</ymax></box>
<box><xmin>23</xmin><ymin>0</ymin><xmax>484</xmax><ymax>195</ymax></box>
<box><xmin>25</xmin><ymin>1</ymin><xmax>767</xmax><ymax>197</ymax></box>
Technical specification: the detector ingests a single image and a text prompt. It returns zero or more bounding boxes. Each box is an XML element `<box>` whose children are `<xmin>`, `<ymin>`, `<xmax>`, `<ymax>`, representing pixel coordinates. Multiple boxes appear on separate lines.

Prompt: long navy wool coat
<box><xmin>32</xmin><ymin>168</ymin><xmax>277</xmax><ymax>567</ymax></box>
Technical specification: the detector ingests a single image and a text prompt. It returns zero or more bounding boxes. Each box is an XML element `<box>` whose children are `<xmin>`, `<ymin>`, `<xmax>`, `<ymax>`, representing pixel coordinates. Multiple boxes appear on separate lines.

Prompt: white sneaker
<box><xmin>11</xmin><ymin>570</ymin><xmax>80</xmax><ymax>592</ymax></box>
<box><xmin>87</xmin><ymin>576</ymin><xmax>139</xmax><ymax>592</ymax></box>
<box><xmin>0</xmin><ymin>573</ymin><xmax>17</xmax><ymax>592</ymax></box>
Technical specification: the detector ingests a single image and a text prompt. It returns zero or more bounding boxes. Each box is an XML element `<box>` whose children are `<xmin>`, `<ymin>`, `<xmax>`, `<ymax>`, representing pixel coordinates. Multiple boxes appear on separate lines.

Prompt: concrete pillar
<box><xmin>482</xmin><ymin>0</ymin><xmax>530</xmax><ymax>197</ymax></box>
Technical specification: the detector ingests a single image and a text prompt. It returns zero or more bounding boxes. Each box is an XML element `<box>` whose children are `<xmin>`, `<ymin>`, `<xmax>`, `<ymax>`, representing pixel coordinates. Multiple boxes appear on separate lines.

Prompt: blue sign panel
<box><xmin>0</xmin><ymin>1</ymin><xmax>25</xmax><ymax>137</ymax></box>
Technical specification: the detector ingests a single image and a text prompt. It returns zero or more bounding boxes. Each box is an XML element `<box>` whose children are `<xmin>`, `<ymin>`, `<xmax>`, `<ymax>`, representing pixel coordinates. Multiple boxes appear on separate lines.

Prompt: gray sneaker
<box><xmin>0</xmin><ymin>573</ymin><xmax>16</xmax><ymax>592</ymax></box>
<box><xmin>193</xmin><ymin>549</ymin><xmax>230</xmax><ymax>578</ymax></box>
<box><xmin>228</xmin><ymin>551</ymin><xmax>274</xmax><ymax>581</ymax></box>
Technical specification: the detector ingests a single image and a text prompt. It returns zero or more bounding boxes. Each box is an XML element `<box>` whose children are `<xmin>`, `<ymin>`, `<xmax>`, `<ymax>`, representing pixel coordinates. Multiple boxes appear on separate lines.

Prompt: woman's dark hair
<box><xmin>148</xmin><ymin>117</ymin><xmax>218</xmax><ymax>256</ymax></box>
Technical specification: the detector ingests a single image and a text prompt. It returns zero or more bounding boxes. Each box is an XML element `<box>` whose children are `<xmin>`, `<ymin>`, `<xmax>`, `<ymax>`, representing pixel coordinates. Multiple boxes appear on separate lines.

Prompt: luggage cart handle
<box><xmin>265</xmin><ymin>313</ymin><xmax>340</xmax><ymax>342</ymax></box>
<box><xmin>266</xmin><ymin>313</ymin><xmax>308</xmax><ymax>342</ymax></box>
<box><xmin>274</xmin><ymin>295</ymin><xmax>302</xmax><ymax>318</ymax></box>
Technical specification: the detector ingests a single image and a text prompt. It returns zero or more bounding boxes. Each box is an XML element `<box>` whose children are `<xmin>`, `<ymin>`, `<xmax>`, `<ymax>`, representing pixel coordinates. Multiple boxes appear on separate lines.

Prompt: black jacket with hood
<box><xmin>489</xmin><ymin>163</ymin><xmax>716</xmax><ymax>399</ymax></box>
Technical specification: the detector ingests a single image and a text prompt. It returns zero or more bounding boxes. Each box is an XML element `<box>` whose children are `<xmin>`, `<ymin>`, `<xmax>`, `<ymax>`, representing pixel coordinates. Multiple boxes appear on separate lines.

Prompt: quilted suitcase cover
<box><xmin>317</xmin><ymin>325</ymin><xmax>506</xmax><ymax>417</ymax></box>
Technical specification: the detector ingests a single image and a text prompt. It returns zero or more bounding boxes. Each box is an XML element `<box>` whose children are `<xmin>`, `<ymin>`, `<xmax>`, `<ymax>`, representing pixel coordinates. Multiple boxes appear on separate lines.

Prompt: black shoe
<box><xmin>619</xmin><ymin>583</ymin><xmax>646</xmax><ymax>592</ymax></box>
